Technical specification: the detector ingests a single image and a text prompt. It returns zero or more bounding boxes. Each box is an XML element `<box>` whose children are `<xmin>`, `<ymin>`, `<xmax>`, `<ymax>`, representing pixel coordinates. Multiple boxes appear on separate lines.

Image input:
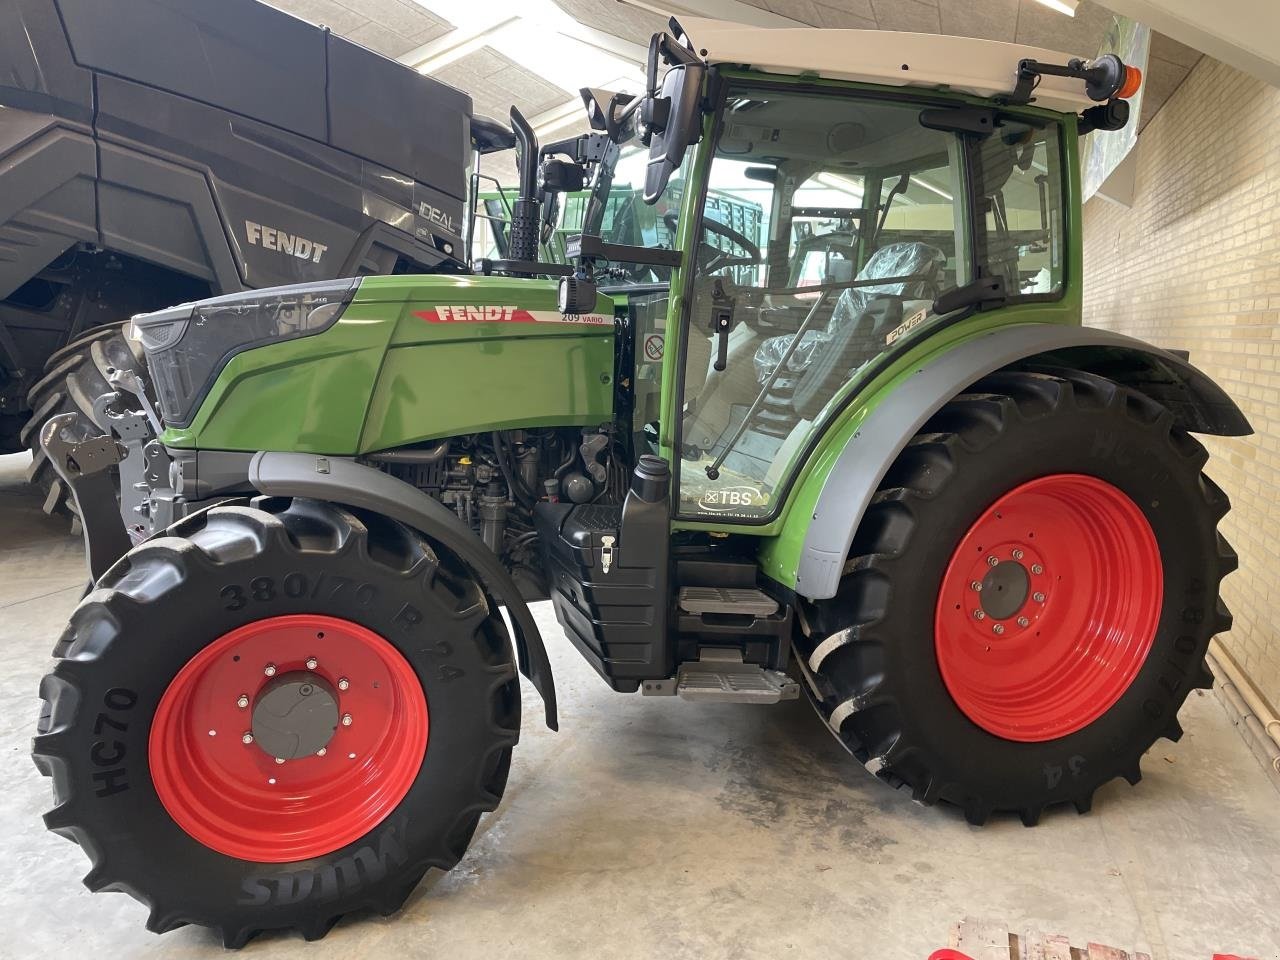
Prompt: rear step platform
<box><xmin>678</xmin><ymin>586</ymin><xmax>779</xmax><ymax>617</ymax></box>
<box><xmin>650</xmin><ymin>647</ymin><xmax>799</xmax><ymax>703</ymax></box>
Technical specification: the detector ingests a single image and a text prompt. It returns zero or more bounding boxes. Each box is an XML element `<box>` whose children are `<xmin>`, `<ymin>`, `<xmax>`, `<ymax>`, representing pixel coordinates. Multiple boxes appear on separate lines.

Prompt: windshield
<box><xmin>674</xmin><ymin>84</ymin><xmax>1065</xmax><ymax>523</ymax></box>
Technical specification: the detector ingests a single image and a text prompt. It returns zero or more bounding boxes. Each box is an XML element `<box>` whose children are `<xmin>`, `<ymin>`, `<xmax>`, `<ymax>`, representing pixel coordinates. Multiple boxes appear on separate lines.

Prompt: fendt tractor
<box><xmin>1</xmin><ymin>0</ymin><xmax>511</xmax><ymax>529</ymax></box>
<box><xmin>34</xmin><ymin>18</ymin><xmax>1248</xmax><ymax>947</ymax></box>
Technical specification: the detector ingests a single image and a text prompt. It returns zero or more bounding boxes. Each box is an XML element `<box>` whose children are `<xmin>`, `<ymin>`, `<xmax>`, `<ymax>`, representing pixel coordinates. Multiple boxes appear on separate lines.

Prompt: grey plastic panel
<box><xmin>0</xmin><ymin>116</ymin><xmax>98</xmax><ymax>300</ymax></box>
<box><xmin>97</xmin><ymin>142</ymin><xmax>246</xmax><ymax>293</ymax></box>
<box><xmin>56</xmin><ymin>0</ymin><xmax>329</xmax><ymax>140</ymax></box>
<box><xmin>327</xmin><ymin>33</ymin><xmax>470</xmax><ymax>198</ymax></box>
<box><xmin>0</xmin><ymin>0</ymin><xmax>93</xmax><ymax>121</ymax></box>
<box><xmin>794</xmin><ymin>324</ymin><xmax>1252</xmax><ymax>601</ymax></box>
<box><xmin>93</xmin><ymin>72</ymin><xmax>453</xmax><ymax>287</ymax></box>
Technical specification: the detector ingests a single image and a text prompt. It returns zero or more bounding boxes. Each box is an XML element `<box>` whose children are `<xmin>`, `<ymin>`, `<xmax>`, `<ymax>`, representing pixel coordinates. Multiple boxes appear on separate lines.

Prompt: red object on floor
<box><xmin>928</xmin><ymin>951</ymin><xmax>976</xmax><ymax>960</ymax></box>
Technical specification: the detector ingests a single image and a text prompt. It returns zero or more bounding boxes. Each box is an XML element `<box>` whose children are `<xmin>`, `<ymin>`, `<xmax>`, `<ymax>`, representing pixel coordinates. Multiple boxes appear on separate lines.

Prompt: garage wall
<box><xmin>1082</xmin><ymin>56</ymin><xmax>1280</xmax><ymax>706</ymax></box>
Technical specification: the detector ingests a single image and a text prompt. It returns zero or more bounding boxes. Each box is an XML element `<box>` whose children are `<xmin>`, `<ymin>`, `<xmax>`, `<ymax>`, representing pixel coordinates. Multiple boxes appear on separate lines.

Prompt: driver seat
<box><xmin>753</xmin><ymin>241</ymin><xmax>945</xmax><ymax>384</ymax></box>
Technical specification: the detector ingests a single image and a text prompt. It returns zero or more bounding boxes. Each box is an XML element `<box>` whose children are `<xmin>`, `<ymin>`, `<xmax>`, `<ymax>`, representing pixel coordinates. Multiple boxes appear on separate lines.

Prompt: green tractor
<box><xmin>35</xmin><ymin>19</ymin><xmax>1247</xmax><ymax>947</ymax></box>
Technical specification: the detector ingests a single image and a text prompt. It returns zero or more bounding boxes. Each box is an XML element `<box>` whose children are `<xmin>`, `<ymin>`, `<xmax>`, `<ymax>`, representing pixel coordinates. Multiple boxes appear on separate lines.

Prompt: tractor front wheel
<box><xmin>800</xmin><ymin>368</ymin><xmax>1235</xmax><ymax>825</ymax></box>
<box><xmin>33</xmin><ymin>498</ymin><xmax>520</xmax><ymax>946</ymax></box>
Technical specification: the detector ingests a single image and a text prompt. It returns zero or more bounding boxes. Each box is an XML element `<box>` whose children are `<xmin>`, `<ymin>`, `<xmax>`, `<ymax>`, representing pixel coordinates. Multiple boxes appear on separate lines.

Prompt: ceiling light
<box><xmin>1033</xmin><ymin>0</ymin><xmax>1078</xmax><ymax>16</ymax></box>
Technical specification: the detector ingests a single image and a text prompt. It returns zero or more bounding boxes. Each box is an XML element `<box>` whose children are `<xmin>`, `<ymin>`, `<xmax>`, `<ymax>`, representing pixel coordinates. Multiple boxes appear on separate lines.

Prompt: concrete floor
<box><xmin>1</xmin><ymin>450</ymin><xmax>1278</xmax><ymax>960</ymax></box>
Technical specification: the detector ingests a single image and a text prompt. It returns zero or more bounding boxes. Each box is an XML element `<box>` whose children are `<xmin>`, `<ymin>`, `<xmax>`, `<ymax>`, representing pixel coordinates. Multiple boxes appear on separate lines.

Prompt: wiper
<box><xmin>705</xmin><ymin>288</ymin><xmax>834</xmax><ymax>481</ymax></box>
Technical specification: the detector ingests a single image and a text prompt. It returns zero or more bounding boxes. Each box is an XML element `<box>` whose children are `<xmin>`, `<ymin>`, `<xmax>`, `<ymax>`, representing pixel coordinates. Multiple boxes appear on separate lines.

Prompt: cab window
<box><xmin>675</xmin><ymin>86</ymin><xmax>972</xmax><ymax>522</ymax></box>
<box><xmin>974</xmin><ymin>120</ymin><xmax>1065</xmax><ymax>296</ymax></box>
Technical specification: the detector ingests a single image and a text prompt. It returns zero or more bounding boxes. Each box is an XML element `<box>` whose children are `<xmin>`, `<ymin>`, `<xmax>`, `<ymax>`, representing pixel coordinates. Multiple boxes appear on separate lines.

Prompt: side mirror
<box><xmin>642</xmin><ymin>61</ymin><xmax>706</xmax><ymax>204</ymax></box>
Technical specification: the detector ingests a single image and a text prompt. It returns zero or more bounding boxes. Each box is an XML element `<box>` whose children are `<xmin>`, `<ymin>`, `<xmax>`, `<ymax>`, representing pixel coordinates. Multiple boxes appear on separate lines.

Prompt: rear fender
<box><xmin>789</xmin><ymin>323</ymin><xmax>1250</xmax><ymax>601</ymax></box>
<box><xmin>249</xmin><ymin>451</ymin><xmax>558</xmax><ymax>729</ymax></box>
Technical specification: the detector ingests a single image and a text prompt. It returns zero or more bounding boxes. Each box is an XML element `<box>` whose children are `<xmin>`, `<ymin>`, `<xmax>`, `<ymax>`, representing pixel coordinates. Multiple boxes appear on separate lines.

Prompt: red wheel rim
<box><xmin>934</xmin><ymin>474</ymin><xmax>1162</xmax><ymax>742</ymax></box>
<box><xmin>149</xmin><ymin>615</ymin><xmax>428</xmax><ymax>862</ymax></box>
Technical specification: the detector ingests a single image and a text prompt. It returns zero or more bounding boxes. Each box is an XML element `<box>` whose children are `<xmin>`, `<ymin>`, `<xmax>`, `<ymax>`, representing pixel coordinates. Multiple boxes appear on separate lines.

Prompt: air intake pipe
<box><xmin>509</xmin><ymin>106</ymin><xmax>541</xmax><ymax>267</ymax></box>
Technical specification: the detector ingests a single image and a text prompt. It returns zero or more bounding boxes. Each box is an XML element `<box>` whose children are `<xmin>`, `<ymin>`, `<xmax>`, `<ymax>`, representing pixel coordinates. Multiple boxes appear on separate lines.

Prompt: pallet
<box><xmin>944</xmin><ymin>918</ymin><xmax>1153</xmax><ymax>960</ymax></box>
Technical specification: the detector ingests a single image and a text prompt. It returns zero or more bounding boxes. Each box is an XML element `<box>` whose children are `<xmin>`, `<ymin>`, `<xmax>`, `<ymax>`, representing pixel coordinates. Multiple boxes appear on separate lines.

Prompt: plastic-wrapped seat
<box><xmin>753</xmin><ymin>241</ymin><xmax>945</xmax><ymax>384</ymax></box>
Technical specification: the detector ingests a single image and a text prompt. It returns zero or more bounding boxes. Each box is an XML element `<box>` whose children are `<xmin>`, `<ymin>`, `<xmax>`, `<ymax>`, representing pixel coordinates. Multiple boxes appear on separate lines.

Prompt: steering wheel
<box><xmin>663</xmin><ymin>211</ymin><xmax>761</xmax><ymax>272</ymax></box>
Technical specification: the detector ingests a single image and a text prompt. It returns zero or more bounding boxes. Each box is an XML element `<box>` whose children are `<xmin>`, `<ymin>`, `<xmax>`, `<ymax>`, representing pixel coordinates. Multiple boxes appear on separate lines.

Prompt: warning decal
<box><xmin>643</xmin><ymin>334</ymin><xmax>664</xmax><ymax>360</ymax></box>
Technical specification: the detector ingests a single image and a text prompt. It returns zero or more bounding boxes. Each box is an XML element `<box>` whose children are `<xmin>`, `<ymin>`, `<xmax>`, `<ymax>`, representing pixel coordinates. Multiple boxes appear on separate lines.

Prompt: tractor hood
<box><xmin>149</xmin><ymin>274</ymin><xmax>618</xmax><ymax>454</ymax></box>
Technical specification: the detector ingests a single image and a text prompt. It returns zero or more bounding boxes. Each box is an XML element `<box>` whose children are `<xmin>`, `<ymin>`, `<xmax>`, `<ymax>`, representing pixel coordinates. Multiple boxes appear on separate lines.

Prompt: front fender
<box><xmin>788</xmin><ymin>323</ymin><xmax>1250</xmax><ymax>601</ymax></box>
<box><xmin>249</xmin><ymin>451</ymin><xmax>558</xmax><ymax>729</ymax></box>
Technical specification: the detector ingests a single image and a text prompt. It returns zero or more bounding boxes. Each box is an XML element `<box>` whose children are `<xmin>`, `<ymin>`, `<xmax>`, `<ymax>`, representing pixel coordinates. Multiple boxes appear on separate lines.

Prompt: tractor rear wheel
<box><xmin>799</xmin><ymin>368</ymin><xmax>1235</xmax><ymax>825</ymax></box>
<box><xmin>21</xmin><ymin>321</ymin><xmax>147</xmax><ymax>529</ymax></box>
<box><xmin>33</xmin><ymin>498</ymin><xmax>520</xmax><ymax>946</ymax></box>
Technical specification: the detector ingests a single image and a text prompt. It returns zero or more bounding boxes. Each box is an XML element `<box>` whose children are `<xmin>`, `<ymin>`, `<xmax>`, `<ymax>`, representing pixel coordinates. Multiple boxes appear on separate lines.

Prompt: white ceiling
<box><xmin>268</xmin><ymin>0</ymin><xmax>1203</xmax><ymax>151</ymax></box>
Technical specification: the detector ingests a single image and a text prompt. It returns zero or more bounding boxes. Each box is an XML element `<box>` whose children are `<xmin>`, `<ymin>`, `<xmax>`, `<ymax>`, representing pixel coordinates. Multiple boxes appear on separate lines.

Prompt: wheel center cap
<box><xmin>251</xmin><ymin>672</ymin><xmax>339</xmax><ymax>760</ymax></box>
<box><xmin>980</xmin><ymin>561</ymin><xmax>1030</xmax><ymax>621</ymax></box>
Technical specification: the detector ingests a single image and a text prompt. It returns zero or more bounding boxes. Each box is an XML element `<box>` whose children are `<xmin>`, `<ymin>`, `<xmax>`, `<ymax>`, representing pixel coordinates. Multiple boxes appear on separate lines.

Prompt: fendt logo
<box><xmin>432</xmin><ymin>305</ymin><xmax>524</xmax><ymax>323</ymax></box>
<box><xmin>244</xmin><ymin>220</ymin><xmax>328</xmax><ymax>264</ymax></box>
<box><xmin>415</xmin><ymin>305</ymin><xmax>611</xmax><ymax>325</ymax></box>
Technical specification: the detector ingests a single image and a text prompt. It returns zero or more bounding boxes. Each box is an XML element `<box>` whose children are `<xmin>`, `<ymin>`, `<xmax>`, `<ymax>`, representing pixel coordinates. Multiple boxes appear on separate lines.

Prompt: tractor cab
<box><xmin>498</xmin><ymin>19</ymin><xmax>1128</xmax><ymax>531</ymax></box>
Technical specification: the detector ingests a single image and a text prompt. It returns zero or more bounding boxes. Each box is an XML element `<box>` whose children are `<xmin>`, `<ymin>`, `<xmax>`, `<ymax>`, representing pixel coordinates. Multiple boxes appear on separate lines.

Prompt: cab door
<box><xmin>663</xmin><ymin>81</ymin><xmax>1065</xmax><ymax>527</ymax></box>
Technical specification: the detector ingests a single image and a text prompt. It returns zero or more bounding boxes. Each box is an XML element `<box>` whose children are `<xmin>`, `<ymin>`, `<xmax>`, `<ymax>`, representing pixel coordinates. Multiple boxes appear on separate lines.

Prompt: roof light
<box><xmin>1033</xmin><ymin>0</ymin><xmax>1078</xmax><ymax>16</ymax></box>
<box><xmin>1116</xmin><ymin>65</ymin><xmax>1143</xmax><ymax>100</ymax></box>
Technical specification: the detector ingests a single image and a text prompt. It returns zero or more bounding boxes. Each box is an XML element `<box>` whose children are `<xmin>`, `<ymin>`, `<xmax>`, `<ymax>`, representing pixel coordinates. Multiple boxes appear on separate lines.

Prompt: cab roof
<box><xmin>679</xmin><ymin>17</ymin><xmax>1094</xmax><ymax>114</ymax></box>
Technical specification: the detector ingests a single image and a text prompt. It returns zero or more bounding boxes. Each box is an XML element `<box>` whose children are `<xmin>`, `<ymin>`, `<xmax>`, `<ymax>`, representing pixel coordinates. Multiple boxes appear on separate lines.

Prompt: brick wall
<box><xmin>1082</xmin><ymin>57</ymin><xmax>1280</xmax><ymax>706</ymax></box>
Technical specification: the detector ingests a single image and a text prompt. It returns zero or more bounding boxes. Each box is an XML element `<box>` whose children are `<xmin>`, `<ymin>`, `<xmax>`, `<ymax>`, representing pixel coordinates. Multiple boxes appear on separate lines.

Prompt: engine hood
<box><xmin>159</xmin><ymin>274</ymin><xmax>619</xmax><ymax>454</ymax></box>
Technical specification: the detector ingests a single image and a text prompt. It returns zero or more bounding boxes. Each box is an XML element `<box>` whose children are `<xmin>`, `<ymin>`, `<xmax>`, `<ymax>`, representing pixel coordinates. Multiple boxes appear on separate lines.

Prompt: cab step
<box><xmin>678</xmin><ymin>586</ymin><xmax>779</xmax><ymax>617</ymax></box>
<box><xmin>655</xmin><ymin>647</ymin><xmax>799</xmax><ymax>703</ymax></box>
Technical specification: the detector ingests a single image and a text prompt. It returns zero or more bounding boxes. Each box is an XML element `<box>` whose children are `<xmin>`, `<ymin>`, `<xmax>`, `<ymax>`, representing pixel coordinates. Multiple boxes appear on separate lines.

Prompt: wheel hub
<box><xmin>979</xmin><ymin>560</ymin><xmax>1031</xmax><ymax>621</ymax></box>
<box><xmin>251</xmin><ymin>672</ymin><xmax>339</xmax><ymax>760</ymax></box>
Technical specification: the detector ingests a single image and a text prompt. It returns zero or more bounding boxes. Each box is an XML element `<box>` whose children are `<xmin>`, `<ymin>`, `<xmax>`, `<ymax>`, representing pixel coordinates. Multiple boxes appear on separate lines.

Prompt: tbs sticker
<box><xmin>699</xmin><ymin>486</ymin><xmax>765</xmax><ymax>512</ymax></box>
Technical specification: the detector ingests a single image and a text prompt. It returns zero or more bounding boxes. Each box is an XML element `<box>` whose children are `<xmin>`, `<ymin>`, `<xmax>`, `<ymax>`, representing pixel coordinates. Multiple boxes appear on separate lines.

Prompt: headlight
<box><xmin>132</xmin><ymin>278</ymin><xmax>359</xmax><ymax>428</ymax></box>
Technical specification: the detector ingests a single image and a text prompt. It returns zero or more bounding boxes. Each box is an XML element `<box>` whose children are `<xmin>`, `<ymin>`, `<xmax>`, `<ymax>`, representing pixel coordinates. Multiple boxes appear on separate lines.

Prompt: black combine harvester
<box><xmin>0</xmin><ymin>0</ymin><xmax>507</xmax><ymax>527</ymax></box>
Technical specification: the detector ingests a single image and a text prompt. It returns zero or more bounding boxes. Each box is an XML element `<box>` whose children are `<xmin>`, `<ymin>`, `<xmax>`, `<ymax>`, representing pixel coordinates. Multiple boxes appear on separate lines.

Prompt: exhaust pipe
<box><xmin>508</xmin><ymin>106</ymin><xmax>540</xmax><ymax>267</ymax></box>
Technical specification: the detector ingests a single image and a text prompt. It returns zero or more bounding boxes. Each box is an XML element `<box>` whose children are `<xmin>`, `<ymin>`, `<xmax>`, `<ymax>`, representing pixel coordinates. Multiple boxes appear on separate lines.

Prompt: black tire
<box><xmin>20</xmin><ymin>321</ymin><xmax>146</xmax><ymax>528</ymax></box>
<box><xmin>798</xmin><ymin>368</ymin><xmax>1235</xmax><ymax>826</ymax></box>
<box><xmin>33</xmin><ymin>497</ymin><xmax>520</xmax><ymax>947</ymax></box>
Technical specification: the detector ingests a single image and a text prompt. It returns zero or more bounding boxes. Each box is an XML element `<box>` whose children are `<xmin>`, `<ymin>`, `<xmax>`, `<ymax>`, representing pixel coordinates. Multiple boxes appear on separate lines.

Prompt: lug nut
<box><xmin>1017</xmin><ymin>616</ymin><xmax>1030</xmax><ymax>628</ymax></box>
<box><xmin>337</xmin><ymin>678</ymin><xmax>350</xmax><ymax>691</ymax></box>
<box><xmin>987</xmin><ymin>555</ymin><xmax>999</xmax><ymax>567</ymax></box>
<box><xmin>306</xmin><ymin>657</ymin><xmax>318</xmax><ymax>670</ymax></box>
<box><xmin>342</xmin><ymin>714</ymin><xmax>353</xmax><ymax>727</ymax></box>
<box><xmin>1012</xmin><ymin>548</ymin><xmax>1024</xmax><ymax>561</ymax></box>
<box><xmin>992</xmin><ymin>623</ymin><xmax>1005</xmax><ymax>635</ymax></box>
<box><xmin>316</xmin><ymin>748</ymin><xmax>327</xmax><ymax>757</ymax></box>
<box><xmin>970</xmin><ymin>581</ymin><xmax>982</xmax><ymax>592</ymax></box>
<box><xmin>264</xmin><ymin>664</ymin><xmax>277</xmax><ymax>677</ymax></box>
<box><xmin>275</xmin><ymin>757</ymin><xmax>285</xmax><ymax>765</ymax></box>
<box><xmin>241</xmin><ymin>732</ymin><xmax>254</xmax><ymax>745</ymax></box>
<box><xmin>1033</xmin><ymin>591</ymin><xmax>1046</xmax><ymax>603</ymax></box>
<box><xmin>973</xmin><ymin>609</ymin><xmax>986</xmax><ymax>621</ymax></box>
<box><xmin>237</xmin><ymin>694</ymin><xmax>249</xmax><ymax>709</ymax></box>
<box><xmin>1031</xmin><ymin>564</ymin><xmax>1044</xmax><ymax>575</ymax></box>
